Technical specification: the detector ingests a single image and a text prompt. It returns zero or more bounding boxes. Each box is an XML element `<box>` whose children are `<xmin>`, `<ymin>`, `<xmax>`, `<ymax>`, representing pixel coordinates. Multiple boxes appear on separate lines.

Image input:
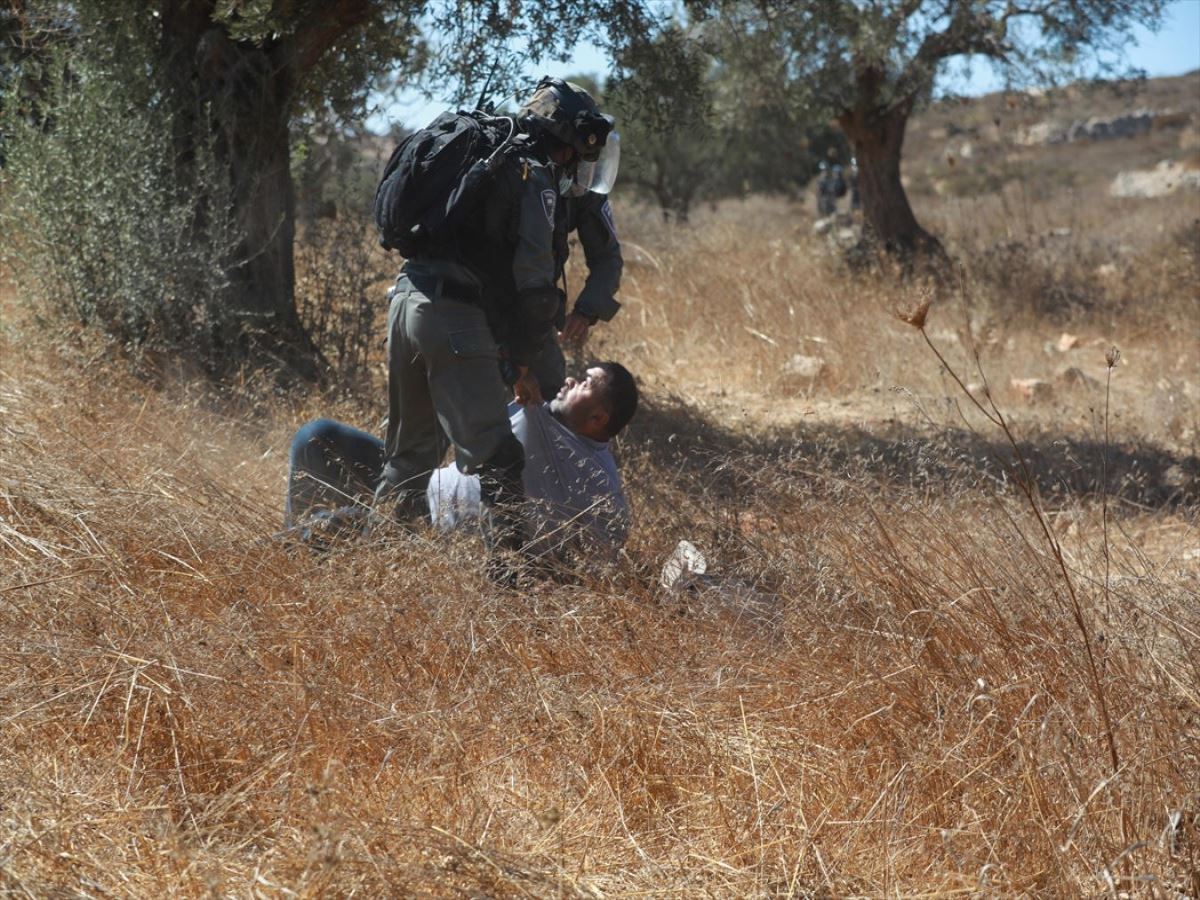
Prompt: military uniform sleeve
<box><xmin>508</xmin><ymin>161</ymin><xmax>561</xmax><ymax>366</ymax></box>
<box><xmin>572</xmin><ymin>193</ymin><xmax>623</xmax><ymax>322</ymax></box>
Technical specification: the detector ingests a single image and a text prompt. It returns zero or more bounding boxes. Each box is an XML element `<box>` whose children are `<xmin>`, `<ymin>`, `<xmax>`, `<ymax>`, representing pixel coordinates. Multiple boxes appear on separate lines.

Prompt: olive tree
<box><xmin>606</xmin><ymin>26</ymin><xmax>718</xmax><ymax>223</ymax></box>
<box><xmin>607</xmin><ymin>22</ymin><xmax>838</xmax><ymax>221</ymax></box>
<box><xmin>690</xmin><ymin>0</ymin><xmax>1167</xmax><ymax>258</ymax></box>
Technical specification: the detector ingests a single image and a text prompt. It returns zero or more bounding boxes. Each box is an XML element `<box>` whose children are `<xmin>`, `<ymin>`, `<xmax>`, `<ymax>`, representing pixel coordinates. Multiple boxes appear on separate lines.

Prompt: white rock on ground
<box><xmin>784</xmin><ymin>354</ymin><xmax>826</xmax><ymax>380</ymax></box>
<box><xmin>1016</xmin><ymin>108</ymin><xmax>1185</xmax><ymax>146</ymax></box>
<box><xmin>1110</xmin><ymin>160</ymin><xmax>1200</xmax><ymax>198</ymax></box>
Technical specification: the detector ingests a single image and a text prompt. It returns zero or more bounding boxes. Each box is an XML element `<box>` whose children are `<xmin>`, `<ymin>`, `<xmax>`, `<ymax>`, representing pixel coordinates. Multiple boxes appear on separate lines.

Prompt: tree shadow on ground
<box><xmin>624</xmin><ymin>392</ymin><xmax>1199</xmax><ymax>512</ymax></box>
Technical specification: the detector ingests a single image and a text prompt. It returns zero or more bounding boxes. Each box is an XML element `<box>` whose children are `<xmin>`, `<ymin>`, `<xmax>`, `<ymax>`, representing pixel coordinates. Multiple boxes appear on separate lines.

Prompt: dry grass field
<box><xmin>1</xmin><ymin>76</ymin><xmax>1198</xmax><ymax>897</ymax></box>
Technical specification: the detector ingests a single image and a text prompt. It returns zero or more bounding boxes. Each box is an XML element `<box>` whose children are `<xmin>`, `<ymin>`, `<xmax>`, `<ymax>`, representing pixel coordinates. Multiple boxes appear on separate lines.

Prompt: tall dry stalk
<box><xmin>903</xmin><ymin>297</ymin><xmax>1124</xmax><ymax>785</ymax></box>
<box><xmin>1101</xmin><ymin>345</ymin><xmax>1120</xmax><ymax>621</ymax></box>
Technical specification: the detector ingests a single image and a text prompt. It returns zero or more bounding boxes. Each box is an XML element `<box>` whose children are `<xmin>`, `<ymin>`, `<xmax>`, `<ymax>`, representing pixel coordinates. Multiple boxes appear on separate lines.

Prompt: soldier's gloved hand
<box><xmin>498</xmin><ymin>357</ymin><xmax>521</xmax><ymax>387</ymax></box>
<box><xmin>513</xmin><ymin>366</ymin><xmax>543</xmax><ymax>406</ymax></box>
<box><xmin>559</xmin><ymin>311</ymin><xmax>595</xmax><ymax>347</ymax></box>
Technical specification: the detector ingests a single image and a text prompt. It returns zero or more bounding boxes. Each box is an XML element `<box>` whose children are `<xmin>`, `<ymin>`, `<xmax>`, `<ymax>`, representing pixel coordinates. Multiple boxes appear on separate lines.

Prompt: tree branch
<box><xmin>888</xmin><ymin>0</ymin><xmax>1011</xmax><ymax>107</ymax></box>
<box><xmin>159</xmin><ymin>0</ymin><xmax>216</xmax><ymax>49</ymax></box>
<box><xmin>916</xmin><ymin>6</ymin><xmax>1008</xmax><ymax>70</ymax></box>
<box><xmin>286</xmin><ymin>0</ymin><xmax>375</xmax><ymax>75</ymax></box>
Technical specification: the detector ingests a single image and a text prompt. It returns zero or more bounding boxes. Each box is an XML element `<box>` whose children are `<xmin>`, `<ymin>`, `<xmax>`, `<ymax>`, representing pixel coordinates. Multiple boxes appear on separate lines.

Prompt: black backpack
<box><xmin>373</xmin><ymin>110</ymin><xmax>515</xmax><ymax>257</ymax></box>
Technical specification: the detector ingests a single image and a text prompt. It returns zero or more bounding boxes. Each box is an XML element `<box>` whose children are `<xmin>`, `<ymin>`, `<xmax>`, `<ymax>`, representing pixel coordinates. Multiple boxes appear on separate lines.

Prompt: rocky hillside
<box><xmin>904</xmin><ymin>70</ymin><xmax>1200</xmax><ymax>204</ymax></box>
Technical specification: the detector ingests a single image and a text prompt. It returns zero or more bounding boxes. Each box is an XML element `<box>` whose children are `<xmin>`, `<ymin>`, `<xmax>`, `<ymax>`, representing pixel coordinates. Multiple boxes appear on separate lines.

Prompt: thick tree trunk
<box><xmin>154</xmin><ymin>1</ymin><xmax>374</xmax><ymax>378</ymax></box>
<box><xmin>160</xmin><ymin>0</ymin><xmax>369</xmax><ymax>379</ymax></box>
<box><xmin>838</xmin><ymin>104</ymin><xmax>943</xmax><ymax>261</ymax></box>
<box><xmin>194</xmin><ymin>28</ymin><xmax>321</xmax><ymax>378</ymax></box>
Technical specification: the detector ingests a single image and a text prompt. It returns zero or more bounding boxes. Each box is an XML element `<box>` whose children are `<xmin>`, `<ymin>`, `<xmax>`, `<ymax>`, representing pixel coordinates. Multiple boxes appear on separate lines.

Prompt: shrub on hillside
<box><xmin>0</xmin><ymin>27</ymin><xmax>237</xmax><ymax>367</ymax></box>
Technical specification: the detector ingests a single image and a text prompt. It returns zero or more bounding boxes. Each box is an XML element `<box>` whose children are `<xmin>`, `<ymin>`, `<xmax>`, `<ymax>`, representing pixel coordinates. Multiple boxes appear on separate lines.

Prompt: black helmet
<box><xmin>519</xmin><ymin>77</ymin><xmax>615</xmax><ymax>161</ymax></box>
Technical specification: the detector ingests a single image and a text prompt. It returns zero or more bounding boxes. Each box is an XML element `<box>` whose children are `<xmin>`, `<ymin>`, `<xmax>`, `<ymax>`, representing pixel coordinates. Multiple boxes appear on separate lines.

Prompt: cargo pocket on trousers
<box><xmin>447</xmin><ymin>329</ymin><xmax>498</xmax><ymax>360</ymax></box>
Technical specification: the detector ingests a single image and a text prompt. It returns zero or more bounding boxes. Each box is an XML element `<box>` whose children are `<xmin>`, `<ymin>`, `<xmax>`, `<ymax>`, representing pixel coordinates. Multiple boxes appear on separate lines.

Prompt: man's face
<box><xmin>550</xmin><ymin>366</ymin><xmax>611</xmax><ymax>439</ymax></box>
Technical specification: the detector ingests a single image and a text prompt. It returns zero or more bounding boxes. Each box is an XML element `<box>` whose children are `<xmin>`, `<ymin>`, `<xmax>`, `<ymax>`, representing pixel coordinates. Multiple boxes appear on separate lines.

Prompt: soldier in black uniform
<box><xmin>375</xmin><ymin>78</ymin><xmax>616</xmax><ymax>575</ymax></box>
<box><xmin>816</xmin><ymin>161</ymin><xmax>837</xmax><ymax>216</ymax></box>
<box><xmin>530</xmin><ymin>187</ymin><xmax>624</xmax><ymax>397</ymax></box>
<box><xmin>513</xmin><ymin>81</ymin><xmax>623</xmax><ymax>399</ymax></box>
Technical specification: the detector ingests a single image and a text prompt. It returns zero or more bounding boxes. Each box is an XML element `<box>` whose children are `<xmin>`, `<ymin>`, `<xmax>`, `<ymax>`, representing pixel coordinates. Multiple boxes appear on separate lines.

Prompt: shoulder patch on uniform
<box><xmin>600</xmin><ymin>199</ymin><xmax>617</xmax><ymax>238</ymax></box>
<box><xmin>541</xmin><ymin>189</ymin><xmax>557</xmax><ymax>228</ymax></box>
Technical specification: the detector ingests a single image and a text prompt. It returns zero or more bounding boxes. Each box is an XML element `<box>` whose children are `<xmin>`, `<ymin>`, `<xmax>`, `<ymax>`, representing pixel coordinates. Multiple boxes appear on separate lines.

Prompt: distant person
<box><xmin>284</xmin><ymin>363</ymin><xmax>639</xmax><ymax>558</ymax></box>
<box><xmin>848</xmin><ymin>157</ymin><xmax>861</xmax><ymax>212</ymax></box>
<box><xmin>831</xmin><ymin>163</ymin><xmax>847</xmax><ymax>206</ymax></box>
<box><xmin>816</xmin><ymin>161</ymin><xmax>838</xmax><ymax>216</ymax></box>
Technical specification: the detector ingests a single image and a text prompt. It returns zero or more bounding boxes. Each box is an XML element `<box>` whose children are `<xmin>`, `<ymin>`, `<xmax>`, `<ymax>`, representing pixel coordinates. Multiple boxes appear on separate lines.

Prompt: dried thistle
<box><xmin>899</xmin><ymin>297</ymin><xmax>932</xmax><ymax>330</ymax></box>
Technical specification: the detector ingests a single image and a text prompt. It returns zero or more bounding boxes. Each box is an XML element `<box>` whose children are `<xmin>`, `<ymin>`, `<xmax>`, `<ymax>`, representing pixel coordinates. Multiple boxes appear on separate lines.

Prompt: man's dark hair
<box><xmin>597</xmin><ymin>361</ymin><xmax>638</xmax><ymax>438</ymax></box>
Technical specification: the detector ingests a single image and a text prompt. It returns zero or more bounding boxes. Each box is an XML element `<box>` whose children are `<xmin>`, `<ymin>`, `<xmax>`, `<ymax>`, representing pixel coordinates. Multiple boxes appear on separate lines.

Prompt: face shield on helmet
<box><xmin>558</xmin><ymin>133</ymin><xmax>621</xmax><ymax>197</ymax></box>
<box><xmin>573</xmin><ymin>131</ymin><xmax>620</xmax><ymax>194</ymax></box>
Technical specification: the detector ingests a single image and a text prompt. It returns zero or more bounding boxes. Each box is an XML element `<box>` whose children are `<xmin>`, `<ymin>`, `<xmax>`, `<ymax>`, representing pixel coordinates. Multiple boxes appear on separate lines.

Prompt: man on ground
<box><xmin>285</xmin><ymin>362</ymin><xmax>638</xmax><ymax>557</ymax></box>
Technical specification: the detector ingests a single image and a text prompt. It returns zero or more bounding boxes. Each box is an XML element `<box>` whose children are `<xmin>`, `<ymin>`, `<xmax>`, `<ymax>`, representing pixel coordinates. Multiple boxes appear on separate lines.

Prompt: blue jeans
<box><xmin>284</xmin><ymin>419</ymin><xmax>385</xmax><ymax>528</ymax></box>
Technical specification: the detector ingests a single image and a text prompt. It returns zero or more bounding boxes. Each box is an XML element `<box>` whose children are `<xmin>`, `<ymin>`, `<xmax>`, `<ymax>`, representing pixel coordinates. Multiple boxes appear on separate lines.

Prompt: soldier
<box><xmin>375</xmin><ymin>78</ymin><xmax>616</xmax><ymax>577</ymax></box>
<box><xmin>831</xmin><ymin>163</ymin><xmax>847</xmax><ymax>208</ymax></box>
<box><xmin>816</xmin><ymin>161</ymin><xmax>837</xmax><ymax>216</ymax></box>
<box><xmin>529</xmin><ymin>104</ymin><xmax>624</xmax><ymax>398</ymax></box>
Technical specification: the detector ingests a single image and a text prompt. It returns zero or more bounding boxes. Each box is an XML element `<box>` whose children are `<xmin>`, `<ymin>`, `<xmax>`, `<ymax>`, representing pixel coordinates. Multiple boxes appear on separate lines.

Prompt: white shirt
<box><xmin>427</xmin><ymin>402</ymin><xmax>629</xmax><ymax>554</ymax></box>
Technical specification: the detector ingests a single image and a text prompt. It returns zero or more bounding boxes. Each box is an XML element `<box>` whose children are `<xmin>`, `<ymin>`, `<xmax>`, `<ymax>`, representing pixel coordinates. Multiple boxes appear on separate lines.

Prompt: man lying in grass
<box><xmin>284</xmin><ymin>362</ymin><xmax>638</xmax><ymax>557</ymax></box>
